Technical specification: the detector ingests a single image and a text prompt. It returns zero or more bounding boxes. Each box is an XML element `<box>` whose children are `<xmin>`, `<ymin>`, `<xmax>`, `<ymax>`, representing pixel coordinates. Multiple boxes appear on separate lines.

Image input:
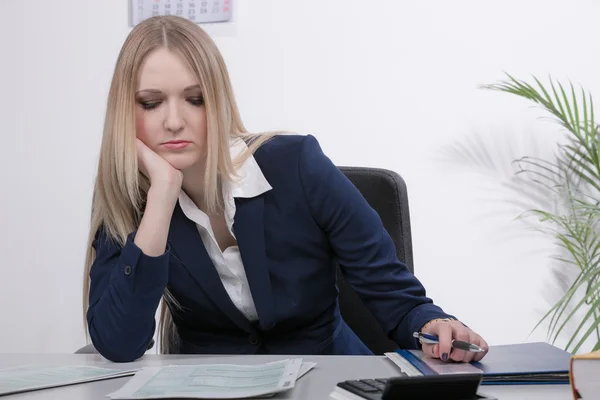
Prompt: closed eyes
<box><xmin>137</xmin><ymin>96</ymin><xmax>204</xmax><ymax>110</ymax></box>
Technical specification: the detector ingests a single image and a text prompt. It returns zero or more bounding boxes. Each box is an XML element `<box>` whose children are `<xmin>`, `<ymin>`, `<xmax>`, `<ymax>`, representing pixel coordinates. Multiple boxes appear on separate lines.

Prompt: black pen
<box><xmin>413</xmin><ymin>332</ymin><xmax>485</xmax><ymax>353</ymax></box>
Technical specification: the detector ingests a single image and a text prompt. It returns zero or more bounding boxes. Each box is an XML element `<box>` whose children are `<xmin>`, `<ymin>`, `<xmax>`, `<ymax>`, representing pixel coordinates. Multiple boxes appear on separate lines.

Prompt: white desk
<box><xmin>0</xmin><ymin>354</ymin><xmax>572</xmax><ymax>399</ymax></box>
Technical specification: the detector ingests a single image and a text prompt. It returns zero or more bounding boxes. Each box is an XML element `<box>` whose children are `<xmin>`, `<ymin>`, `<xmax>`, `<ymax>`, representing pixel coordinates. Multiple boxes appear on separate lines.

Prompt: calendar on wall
<box><xmin>131</xmin><ymin>0</ymin><xmax>232</xmax><ymax>26</ymax></box>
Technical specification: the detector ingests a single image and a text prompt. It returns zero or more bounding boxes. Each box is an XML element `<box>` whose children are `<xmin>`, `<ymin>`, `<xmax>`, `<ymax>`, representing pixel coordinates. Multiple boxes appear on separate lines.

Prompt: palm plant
<box><xmin>484</xmin><ymin>75</ymin><xmax>600</xmax><ymax>354</ymax></box>
<box><xmin>444</xmin><ymin>74</ymin><xmax>600</xmax><ymax>354</ymax></box>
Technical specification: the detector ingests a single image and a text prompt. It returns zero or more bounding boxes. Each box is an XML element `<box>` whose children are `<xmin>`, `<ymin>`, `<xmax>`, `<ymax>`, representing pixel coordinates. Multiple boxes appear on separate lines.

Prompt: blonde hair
<box><xmin>83</xmin><ymin>15</ymin><xmax>280</xmax><ymax>353</ymax></box>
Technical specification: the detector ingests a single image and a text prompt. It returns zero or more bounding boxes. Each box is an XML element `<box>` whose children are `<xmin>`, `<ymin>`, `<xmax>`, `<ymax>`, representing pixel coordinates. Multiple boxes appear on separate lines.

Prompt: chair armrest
<box><xmin>74</xmin><ymin>344</ymin><xmax>98</xmax><ymax>354</ymax></box>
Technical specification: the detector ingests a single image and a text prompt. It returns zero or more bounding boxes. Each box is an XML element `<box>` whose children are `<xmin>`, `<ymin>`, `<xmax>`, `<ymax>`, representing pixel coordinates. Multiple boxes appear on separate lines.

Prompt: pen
<box><xmin>412</xmin><ymin>332</ymin><xmax>485</xmax><ymax>353</ymax></box>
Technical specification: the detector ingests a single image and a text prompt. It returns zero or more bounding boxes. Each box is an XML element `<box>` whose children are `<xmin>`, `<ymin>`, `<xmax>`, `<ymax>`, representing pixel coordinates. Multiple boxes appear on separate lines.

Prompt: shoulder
<box><xmin>251</xmin><ymin>133</ymin><xmax>334</xmax><ymax>195</ymax></box>
<box><xmin>253</xmin><ymin>133</ymin><xmax>310</xmax><ymax>158</ymax></box>
<box><xmin>253</xmin><ymin>133</ymin><xmax>328</xmax><ymax>171</ymax></box>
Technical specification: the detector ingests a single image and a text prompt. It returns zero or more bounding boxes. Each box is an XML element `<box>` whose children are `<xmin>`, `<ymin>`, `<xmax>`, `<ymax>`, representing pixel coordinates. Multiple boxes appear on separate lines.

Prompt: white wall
<box><xmin>1</xmin><ymin>0</ymin><xmax>599</xmax><ymax>354</ymax></box>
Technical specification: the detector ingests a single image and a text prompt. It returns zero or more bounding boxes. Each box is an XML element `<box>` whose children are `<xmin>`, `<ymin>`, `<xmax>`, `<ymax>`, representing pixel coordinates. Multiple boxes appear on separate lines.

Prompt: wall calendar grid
<box><xmin>131</xmin><ymin>0</ymin><xmax>232</xmax><ymax>26</ymax></box>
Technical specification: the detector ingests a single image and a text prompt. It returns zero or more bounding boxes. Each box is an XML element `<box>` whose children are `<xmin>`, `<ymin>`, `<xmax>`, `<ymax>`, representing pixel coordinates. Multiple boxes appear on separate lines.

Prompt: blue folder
<box><xmin>395</xmin><ymin>342</ymin><xmax>571</xmax><ymax>385</ymax></box>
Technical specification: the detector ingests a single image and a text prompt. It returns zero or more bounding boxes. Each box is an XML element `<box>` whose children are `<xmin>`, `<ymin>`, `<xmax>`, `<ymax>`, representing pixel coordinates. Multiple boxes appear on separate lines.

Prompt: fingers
<box><xmin>472</xmin><ymin>335</ymin><xmax>489</xmax><ymax>362</ymax></box>
<box><xmin>428</xmin><ymin>322</ymin><xmax>453</xmax><ymax>362</ymax></box>
<box><xmin>449</xmin><ymin>329</ymin><xmax>469</xmax><ymax>362</ymax></box>
<box><xmin>136</xmin><ymin>138</ymin><xmax>150</xmax><ymax>156</ymax></box>
<box><xmin>136</xmin><ymin>139</ymin><xmax>150</xmax><ymax>178</ymax></box>
<box><xmin>451</xmin><ymin>326</ymin><xmax>489</xmax><ymax>363</ymax></box>
<box><xmin>459</xmin><ymin>332</ymin><xmax>479</xmax><ymax>363</ymax></box>
<box><xmin>421</xmin><ymin>343</ymin><xmax>439</xmax><ymax>359</ymax></box>
<box><xmin>462</xmin><ymin>333</ymin><xmax>478</xmax><ymax>363</ymax></box>
<box><xmin>421</xmin><ymin>320</ymin><xmax>489</xmax><ymax>363</ymax></box>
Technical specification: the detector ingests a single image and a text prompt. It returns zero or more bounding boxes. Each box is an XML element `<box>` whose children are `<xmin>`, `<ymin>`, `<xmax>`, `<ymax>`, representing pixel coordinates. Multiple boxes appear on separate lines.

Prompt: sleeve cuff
<box><xmin>394</xmin><ymin>303</ymin><xmax>455</xmax><ymax>349</ymax></box>
<box><xmin>110</xmin><ymin>232</ymin><xmax>170</xmax><ymax>296</ymax></box>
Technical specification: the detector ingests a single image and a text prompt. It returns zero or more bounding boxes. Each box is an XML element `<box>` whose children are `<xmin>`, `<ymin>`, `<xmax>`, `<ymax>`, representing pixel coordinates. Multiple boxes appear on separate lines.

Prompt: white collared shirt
<box><xmin>178</xmin><ymin>138</ymin><xmax>272</xmax><ymax>321</ymax></box>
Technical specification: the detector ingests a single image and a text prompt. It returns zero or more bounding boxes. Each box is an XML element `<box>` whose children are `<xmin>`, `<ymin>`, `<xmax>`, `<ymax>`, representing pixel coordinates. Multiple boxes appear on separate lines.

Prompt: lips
<box><xmin>162</xmin><ymin>140</ymin><xmax>190</xmax><ymax>149</ymax></box>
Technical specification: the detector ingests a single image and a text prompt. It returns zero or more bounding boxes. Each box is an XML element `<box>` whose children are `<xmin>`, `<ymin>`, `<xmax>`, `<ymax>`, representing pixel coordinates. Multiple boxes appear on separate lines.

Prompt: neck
<box><xmin>181</xmin><ymin>162</ymin><xmax>207</xmax><ymax>211</ymax></box>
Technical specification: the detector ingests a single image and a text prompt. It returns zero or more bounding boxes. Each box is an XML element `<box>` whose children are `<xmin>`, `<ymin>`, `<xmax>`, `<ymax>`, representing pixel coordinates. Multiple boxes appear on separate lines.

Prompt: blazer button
<box><xmin>248</xmin><ymin>335</ymin><xmax>260</xmax><ymax>346</ymax></box>
<box><xmin>124</xmin><ymin>265</ymin><xmax>132</xmax><ymax>275</ymax></box>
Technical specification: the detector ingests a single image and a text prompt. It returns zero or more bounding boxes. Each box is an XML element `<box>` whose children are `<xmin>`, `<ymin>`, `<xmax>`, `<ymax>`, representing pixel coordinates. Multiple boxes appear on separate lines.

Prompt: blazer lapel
<box><xmin>168</xmin><ymin>203</ymin><xmax>253</xmax><ymax>333</ymax></box>
<box><xmin>233</xmin><ymin>196</ymin><xmax>275</xmax><ymax>330</ymax></box>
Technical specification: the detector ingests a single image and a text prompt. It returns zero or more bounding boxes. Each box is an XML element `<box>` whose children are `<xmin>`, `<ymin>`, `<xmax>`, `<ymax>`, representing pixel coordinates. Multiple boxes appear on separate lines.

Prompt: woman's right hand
<box><xmin>134</xmin><ymin>139</ymin><xmax>182</xmax><ymax>256</ymax></box>
<box><xmin>136</xmin><ymin>138</ymin><xmax>183</xmax><ymax>205</ymax></box>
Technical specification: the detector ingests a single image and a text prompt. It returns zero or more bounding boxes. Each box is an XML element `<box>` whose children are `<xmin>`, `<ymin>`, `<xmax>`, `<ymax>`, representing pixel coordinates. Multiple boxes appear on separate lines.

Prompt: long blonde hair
<box><xmin>83</xmin><ymin>15</ymin><xmax>278</xmax><ymax>353</ymax></box>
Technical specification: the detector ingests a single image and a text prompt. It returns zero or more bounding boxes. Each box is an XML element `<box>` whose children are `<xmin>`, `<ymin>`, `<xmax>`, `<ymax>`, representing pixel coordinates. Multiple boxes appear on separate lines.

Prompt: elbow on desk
<box><xmin>88</xmin><ymin>323</ymin><xmax>150</xmax><ymax>363</ymax></box>
<box><xmin>86</xmin><ymin>301</ymin><xmax>158</xmax><ymax>363</ymax></box>
<box><xmin>90</xmin><ymin>335</ymin><xmax>148</xmax><ymax>363</ymax></box>
<box><xmin>92</xmin><ymin>339</ymin><xmax>145</xmax><ymax>363</ymax></box>
<box><xmin>98</xmin><ymin>348</ymin><xmax>141</xmax><ymax>363</ymax></box>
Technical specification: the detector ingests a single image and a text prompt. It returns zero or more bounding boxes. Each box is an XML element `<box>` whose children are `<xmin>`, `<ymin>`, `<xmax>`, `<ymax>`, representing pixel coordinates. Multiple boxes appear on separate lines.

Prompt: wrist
<box><xmin>148</xmin><ymin>184</ymin><xmax>180</xmax><ymax>205</ymax></box>
<box><xmin>420</xmin><ymin>317</ymin><xmax>456</xmax><ymax>333</ymax></box>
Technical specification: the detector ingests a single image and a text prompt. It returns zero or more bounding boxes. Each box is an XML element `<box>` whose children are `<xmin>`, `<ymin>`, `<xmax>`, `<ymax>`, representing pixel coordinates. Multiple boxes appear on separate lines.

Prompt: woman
<box><xmin>83</xmin><ymin>15</ymin><xmax>488</xmax><ymax>363</ymax></box>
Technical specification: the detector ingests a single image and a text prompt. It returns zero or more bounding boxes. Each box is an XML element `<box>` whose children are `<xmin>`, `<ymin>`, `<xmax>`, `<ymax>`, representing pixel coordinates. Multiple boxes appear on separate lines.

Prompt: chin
<box><xmin>161</xmin><ymin>152</ymin><xmax>202</xmax><ymax>171</ymax></box>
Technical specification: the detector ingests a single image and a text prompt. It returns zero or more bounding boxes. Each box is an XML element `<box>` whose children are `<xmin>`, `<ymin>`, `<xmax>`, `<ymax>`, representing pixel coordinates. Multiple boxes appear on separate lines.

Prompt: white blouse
<box><xmin>177</xmin><ymin>138</ymin><xmax>273</xmax><ymax>321</ymax></box>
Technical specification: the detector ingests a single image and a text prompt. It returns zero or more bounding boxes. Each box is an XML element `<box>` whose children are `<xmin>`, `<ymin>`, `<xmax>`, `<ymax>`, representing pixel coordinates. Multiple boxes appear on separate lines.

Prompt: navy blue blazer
<box><xmin>87</xmin><ymin>134</ymin><xmax>452</xmax><ymax>362</ymax></box>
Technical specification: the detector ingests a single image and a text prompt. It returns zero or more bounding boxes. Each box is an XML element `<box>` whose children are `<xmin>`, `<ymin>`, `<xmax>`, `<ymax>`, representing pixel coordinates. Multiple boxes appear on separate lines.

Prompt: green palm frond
<box><xmin>481</xmin><ymin>74</ymin><xmax>600</xmax><ymax>189</ymax></box>
<box><xmin>481</xmin><ymin>74</ymin><xmax>600</xmax><ymax>354</ymax></box>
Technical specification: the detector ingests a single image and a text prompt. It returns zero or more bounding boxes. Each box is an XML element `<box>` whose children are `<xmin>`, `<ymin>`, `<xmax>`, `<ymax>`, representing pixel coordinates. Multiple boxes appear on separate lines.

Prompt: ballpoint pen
<box><xmin>413</xmin><ymin>332</ymin><xmax>486</xmax><ymax>353</ymax></box>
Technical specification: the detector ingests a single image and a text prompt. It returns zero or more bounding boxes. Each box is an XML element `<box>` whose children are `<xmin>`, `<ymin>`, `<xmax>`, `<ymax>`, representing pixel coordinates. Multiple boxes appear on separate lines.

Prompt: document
<box><xmin>298</xmin><ymin>361</ymin><xmax>317</xmax><ymax>378</ymax></box>
<box><xmin>405</xmin><ymin>351</ymin><xmax>484</xmax><ymax>375</ymax></box>
<box><xmin>385</xmin><ymin>342</ymin><xmax>571</xmax><ymax>385</ymax></box>
<box><xmin>108</xmin><ymin>358</ymin><xmax>306</xmax><ymax>399</ymax></box>
<box><xmin>0</xmin><ymin>364</ymin><xmax>137</xmax><ymax>396</ymax></box>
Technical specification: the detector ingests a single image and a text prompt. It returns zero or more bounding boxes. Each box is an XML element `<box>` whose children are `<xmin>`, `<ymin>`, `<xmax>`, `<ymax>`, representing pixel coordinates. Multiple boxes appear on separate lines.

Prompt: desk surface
<box><xmin>1</xmin><ymin>354</ymin><xmax>571</xmax><ymax>400</ymax></box>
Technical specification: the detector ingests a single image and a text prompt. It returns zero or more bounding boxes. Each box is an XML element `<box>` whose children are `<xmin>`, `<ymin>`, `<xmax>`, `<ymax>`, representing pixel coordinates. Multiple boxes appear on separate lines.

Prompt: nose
<box><xmin>164</xmin><ymin>101</ymin><xmax>184</xmax><ymax>134</ymax></box>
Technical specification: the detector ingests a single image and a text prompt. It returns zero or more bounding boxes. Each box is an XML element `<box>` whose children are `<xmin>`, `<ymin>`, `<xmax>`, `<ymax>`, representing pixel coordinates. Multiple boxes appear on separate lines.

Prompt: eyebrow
<box><xmin>136</xmin><ymin>84</ymin><xmax>201</xmax><ymax>95</ymax></box>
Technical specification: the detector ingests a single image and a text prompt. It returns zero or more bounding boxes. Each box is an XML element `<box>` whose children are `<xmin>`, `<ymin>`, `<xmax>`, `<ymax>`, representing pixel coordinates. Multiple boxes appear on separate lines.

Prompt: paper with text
<box><xmin>0</xmin><ymin>365</ymin><xmax>137</xmax><ymax>396</ymax></box>
<box><xmin>298</xmin><ymin>361</ymin><xmax>317</xmax><ymax>378</ymax></box>
<box><xmin>107</xmin><ymin>358</ymin><xmax>304</xmax><ymax>399</ymax></box>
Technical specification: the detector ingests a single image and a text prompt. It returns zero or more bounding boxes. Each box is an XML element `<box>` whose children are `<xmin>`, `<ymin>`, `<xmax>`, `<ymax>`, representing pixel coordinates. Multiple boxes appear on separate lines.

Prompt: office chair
<box><xmin>76</xmin><ymin>166</ymin><xmax>413</xmax><ymax>356</ymax></box>
<box><xmin>75</xmin><ymin>343</ymin><xmax>97</xmax><ymax>354</ymax></box>
<box><xmin>337</xmin><ymin>166</ymin><xmax>414</xmax><ymax>355</ymax></box>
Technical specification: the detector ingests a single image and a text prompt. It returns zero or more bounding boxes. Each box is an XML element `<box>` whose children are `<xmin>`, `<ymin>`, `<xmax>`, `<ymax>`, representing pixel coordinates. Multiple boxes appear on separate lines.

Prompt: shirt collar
<box><xmin>226</xmin><ymin>137</ymin><xmax>272</xmax><ymax>199</ymax></box>
<box><xmin>178</xmin><ymin>137</ymin><xmax>271</xmax><ymax>236</ymax></box>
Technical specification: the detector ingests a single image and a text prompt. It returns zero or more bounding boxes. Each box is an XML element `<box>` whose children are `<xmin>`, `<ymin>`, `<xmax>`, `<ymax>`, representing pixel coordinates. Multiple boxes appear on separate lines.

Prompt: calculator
<box><xmin>334</xmin><ymin>372</ymin><xmax>497</xmax><ymax>400</ymax></box>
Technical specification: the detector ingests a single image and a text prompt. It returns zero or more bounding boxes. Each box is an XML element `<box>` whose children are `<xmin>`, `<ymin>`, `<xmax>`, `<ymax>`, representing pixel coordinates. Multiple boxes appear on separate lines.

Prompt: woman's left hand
<box><xmin>420</xmin><ymin>319</ymin><xmax>488</xmax><ymax>363</ymax></box>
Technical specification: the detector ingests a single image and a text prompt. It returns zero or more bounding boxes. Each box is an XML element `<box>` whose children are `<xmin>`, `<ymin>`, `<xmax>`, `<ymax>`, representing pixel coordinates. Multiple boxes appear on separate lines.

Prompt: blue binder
<box><xmin>395</xmin><ymin>342</ymin><xmax>571</xmax><ymax>385</ymax></box>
